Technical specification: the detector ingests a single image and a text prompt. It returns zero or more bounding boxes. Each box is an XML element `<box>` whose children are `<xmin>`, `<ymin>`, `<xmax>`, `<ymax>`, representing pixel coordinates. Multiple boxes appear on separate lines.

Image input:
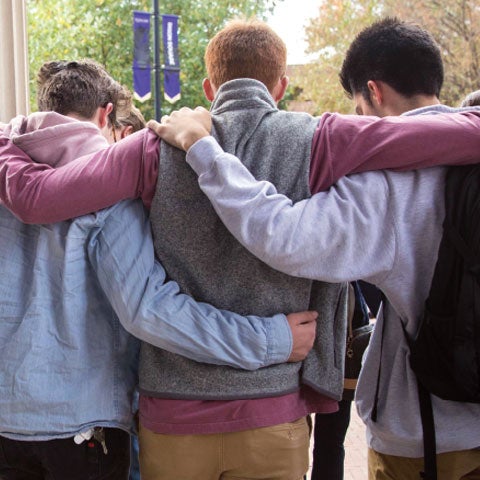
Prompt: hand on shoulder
<box><xmin>147</xmin><ymin>106</ymin><xmax>212</xmax><ymax>152</ymax></box>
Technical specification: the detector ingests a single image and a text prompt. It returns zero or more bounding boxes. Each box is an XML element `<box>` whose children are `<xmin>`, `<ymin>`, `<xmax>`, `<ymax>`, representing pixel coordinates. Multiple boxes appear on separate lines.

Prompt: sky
<box><xmin>266</xmin><ymin>0</ymin><xmax>321</xmax><ymax>65</ymax></box>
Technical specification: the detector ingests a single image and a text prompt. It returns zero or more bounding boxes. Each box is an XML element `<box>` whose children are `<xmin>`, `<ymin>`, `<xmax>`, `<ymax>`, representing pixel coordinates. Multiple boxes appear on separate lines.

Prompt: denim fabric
<box><xmin>128</xmin><ymin>435</ymin><xmax>141</xmax><ymax>480</ymax></box>
<box><xmin>0</xmin><ymin>205</ymin><xmax>141</xmax><ymax>440</ymax></box>
<box><xmin>0</xmin><ymin>197</ymin><xmax>290</xmax><ymax>441</ymax></box>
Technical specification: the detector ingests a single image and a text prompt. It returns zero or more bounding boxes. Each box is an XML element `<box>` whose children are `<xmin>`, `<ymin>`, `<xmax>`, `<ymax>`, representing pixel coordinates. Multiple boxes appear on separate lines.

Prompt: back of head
<box><xmin>118</xmin><ymin>106</ymin><xmax>146</xmax><ymax>133</ymax></box>
<box><xmin>114</xmin><ymin>87</ymin><xmax>146</xmax><ymax>133</ymax></box>
<box><xmin>37</xmin><ymin>59</ymin><xmax>123</xmax><ymax>123</ymax></box>
<box><xmin>339</xmin><ymin>17</ymin><xmax>444</xmax><ymax>101</ymax></box>
<box><xmin>205</xmin><ymin>18</ymin><xmax>287</xmax><ymax>92</ymax></box>
<box><xmin>461</xmin><ymin>90</ymin><xmax>480</xmax><ymax>107</ymax></box>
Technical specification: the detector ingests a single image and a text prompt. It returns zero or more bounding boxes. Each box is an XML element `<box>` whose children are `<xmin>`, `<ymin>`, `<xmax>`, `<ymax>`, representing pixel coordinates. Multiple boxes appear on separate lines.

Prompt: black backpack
<box><xmin>408</xmin><ymin>164</ymin><xmax>480</xmax><ymax>479</ymax></box>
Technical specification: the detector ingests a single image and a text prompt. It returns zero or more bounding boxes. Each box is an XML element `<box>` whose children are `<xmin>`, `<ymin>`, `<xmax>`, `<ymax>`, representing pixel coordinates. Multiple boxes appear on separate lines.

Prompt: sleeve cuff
<box><xmin>264</xmin><ymin>314</ymin><xmax>292</xmax><ymax>364</ymax></box>
<box><xmin>186</xmin><ymin>136</ymin><xmax>223</xmax><ymax>176</ymax></box>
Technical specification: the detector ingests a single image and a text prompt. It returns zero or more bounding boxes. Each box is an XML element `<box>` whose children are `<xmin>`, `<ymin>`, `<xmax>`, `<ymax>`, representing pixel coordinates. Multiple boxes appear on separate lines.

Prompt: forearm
<box><xmin>0</xmin><ymin>130</ymin><xmax>159</xmax><ymax>223</ymax></box>
<box><xmin>311</xmin><ymin>111</ymin><xmax>480</xmax><ymax>193</ymax></box>
<box><xmin>186</xmin><ymin>137</ymin><xmax>395</xmax><ymax>282</ymax></box>
<box><xmin>124</xmin><ymin>271</ymin><xmax>291</xmax><ymax>369</ymax></box>
<box><xmin>89</xmin><ymin>200</ymin><xmax>292</xmax><ymax>370</ymax></box>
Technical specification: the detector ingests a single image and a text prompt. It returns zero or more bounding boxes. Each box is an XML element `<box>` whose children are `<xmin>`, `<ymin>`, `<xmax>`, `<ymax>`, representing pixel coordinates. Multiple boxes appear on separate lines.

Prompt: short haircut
<box><xmin>110</xmin><ymin>86</ymin><xmax>142</xmax><ymax>131</ymax></box>
<box><xmin>204</xmin><ymin>19</ymin><xmax>287</xmax><ymax>92</ymax></box>
<box><xmin>339</xmin><ymin>18</ymin><xmax>444</xmax><ymax>102</ymax></box>
<box><xmin>118</xmin><ymin>105</ymin><xmax>146</xmax><ymax>133</ymax></box>
<box><xmin>461</xmin><ymin>90</ymin><xmax>480</xmax><ymax>108</ymax></box>
<box><xmin>36</xmin><ymin>59</ymin><xmax>123</xmax><ymax>123</ymax></box>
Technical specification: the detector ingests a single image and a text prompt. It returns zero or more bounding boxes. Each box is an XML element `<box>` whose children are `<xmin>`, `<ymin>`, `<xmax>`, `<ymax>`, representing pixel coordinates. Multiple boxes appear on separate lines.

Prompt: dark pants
<box><xmin>0</xmin><ymin>428</ymin><xmax>130</xmax><ymax>480</ymax></box>
<box><xmin>310</xmin><ymin>400</ymin><xmax>352</xmax><ymax>480</ymax></box>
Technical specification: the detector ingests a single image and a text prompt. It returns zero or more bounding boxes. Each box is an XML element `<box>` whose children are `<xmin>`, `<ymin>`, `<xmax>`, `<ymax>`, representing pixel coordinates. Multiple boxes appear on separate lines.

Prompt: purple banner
<box><xmin>162</xmin><ymin>14</ymin><xmax>181</xmax><ymax>103</ymax></box>
<box><xmin>133</xmin><ymin>11</ymin><xmax>151</xmax><ymax>102</ymax></box>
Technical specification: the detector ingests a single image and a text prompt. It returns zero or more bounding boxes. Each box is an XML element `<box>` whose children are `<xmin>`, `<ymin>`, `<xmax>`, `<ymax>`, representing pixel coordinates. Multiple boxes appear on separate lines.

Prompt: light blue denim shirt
<box><xmin>0</xmin><ymin>113</ymin><xmax>291</xmax><ymax>441</ymax></box>
<box><xmin>0</xmin><ymin>198</ymin><xmax>291</xmax><ymax>441</ymax></box>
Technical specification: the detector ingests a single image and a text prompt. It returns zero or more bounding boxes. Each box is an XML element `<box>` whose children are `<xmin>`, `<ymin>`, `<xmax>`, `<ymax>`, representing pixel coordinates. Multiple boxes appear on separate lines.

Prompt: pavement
<box><xmin>306</xmin><ymin>405</ymin><xmax>368</xmax><ymax>480</ymax></box>
<box><xmin>343</xmin><ymin>406</ymin><xmax>368</xmax><ymax>480</ymax></box>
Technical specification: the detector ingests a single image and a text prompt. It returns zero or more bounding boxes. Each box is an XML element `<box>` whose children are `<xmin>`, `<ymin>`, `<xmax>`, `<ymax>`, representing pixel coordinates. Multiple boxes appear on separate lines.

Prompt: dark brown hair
<box><xmin>37</xmin><ymin>59</ymin><xmax>123</xmax><ymax>123</ymax></box>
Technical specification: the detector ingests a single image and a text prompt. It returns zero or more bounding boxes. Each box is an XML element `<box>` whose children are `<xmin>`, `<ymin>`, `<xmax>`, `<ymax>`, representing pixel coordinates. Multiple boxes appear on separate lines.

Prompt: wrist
<box><xmin>182</xmin><ymin>129</ymin><xmax>210</xmax><ymax>151</ymax></box>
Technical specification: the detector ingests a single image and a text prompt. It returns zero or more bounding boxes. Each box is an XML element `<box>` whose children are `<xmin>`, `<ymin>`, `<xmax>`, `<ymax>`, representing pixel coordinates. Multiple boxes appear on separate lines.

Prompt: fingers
<box><xmin>286</xmin><ymin>310</ymin><xmax>317</xmax><ymax>363</ymax></box>
<box><xmin>146</xmin><ymin>119</ymin><xmax>165</xmax><ymax>138</ymax></box>
<box><xmin>288</xmin><ymin>310</ymin><xmax>318</xmax><ymax>326</ymax></box>
<box><xmin>146</xmin><ymin>106</ymin><xmax>212</xmax><ymax>150</ymax></box>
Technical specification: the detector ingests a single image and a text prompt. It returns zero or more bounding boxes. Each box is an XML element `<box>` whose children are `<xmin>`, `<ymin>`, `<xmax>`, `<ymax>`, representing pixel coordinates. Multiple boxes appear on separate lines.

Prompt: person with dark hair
<box><xmin>152</xmin><ymin>17</ymin><xmax>480</xmax><ymax>479</ymax></box>
<box><xmin>36</xmin><ymin>59</ymin><xmax>123</xmax><ymax>132</ymax></box>
<box><xmin>339</xmin><ymin>17</ymin><xmax>443</xmax><ymax>111</ymax></box>
<box><xmin>339</xmin><ymin>17</ymin><xmax>443</xmax><ymax>117</ymax></box>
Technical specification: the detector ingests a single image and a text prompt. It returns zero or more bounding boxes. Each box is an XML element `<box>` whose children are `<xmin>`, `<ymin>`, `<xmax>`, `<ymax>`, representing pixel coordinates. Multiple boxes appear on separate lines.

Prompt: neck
<box><xmin>388</xmin><ymin>94</ymin><xmax>441</xmax><ymax>116</ymax></box>
<box><xmin>403</xmin><ymin>94</ymin><xmax>441</xmax><ymax>111</ymax></box>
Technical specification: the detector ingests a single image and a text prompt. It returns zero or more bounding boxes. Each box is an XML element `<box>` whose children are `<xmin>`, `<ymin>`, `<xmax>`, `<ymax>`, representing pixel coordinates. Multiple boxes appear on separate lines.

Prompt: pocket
<box><xmin>265</xmin><ymin>417</ymin><xmax>310</xmax><ymax>444</ymax></box>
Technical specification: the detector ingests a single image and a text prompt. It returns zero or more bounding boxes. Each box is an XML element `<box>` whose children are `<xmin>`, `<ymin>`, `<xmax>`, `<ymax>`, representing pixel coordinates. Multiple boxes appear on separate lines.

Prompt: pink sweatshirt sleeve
<box><xmin>0</xmin><ymin>129</ymin><xmax>160</xmax><ymax>223</ymax></box>
<box><xmin>309</xmin><ymin>111</ymin><xmax>480</xmax><ymax>194</ymax></box>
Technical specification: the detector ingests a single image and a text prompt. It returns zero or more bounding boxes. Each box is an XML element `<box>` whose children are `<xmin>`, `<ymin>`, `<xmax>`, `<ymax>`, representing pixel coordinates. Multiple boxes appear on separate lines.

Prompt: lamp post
<box><xmin>153</xmin><ymin>0</ymin><xmax>162</xmax><ymax>120</ymax></box>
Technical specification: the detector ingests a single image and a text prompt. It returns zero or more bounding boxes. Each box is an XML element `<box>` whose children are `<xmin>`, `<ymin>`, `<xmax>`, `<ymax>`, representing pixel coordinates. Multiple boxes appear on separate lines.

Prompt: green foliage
<box><xmin>27</xmin><ymin>0</ymin><xmax>280</xmax><ymax>120</ymax></box>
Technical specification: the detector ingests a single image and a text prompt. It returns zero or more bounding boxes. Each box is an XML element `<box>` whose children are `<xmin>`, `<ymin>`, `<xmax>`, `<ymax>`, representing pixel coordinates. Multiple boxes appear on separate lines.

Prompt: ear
<box><xmin>367</xmin><ymin>80</ymin><xmax>383</xmax><ymax>106</ymax></box>
<box><xmin>97</xmin><ymin>102</ymin><xmax>114</xmax><ymax>129</ymax></box>
<box><xmin>202</xmin><ymin>78</ymin><xmax>215</xmax><ymax>102</ymax></box>
<box><xmin>120</xmin><ymin>125</ymin><xmax>133</xmax><ymax>139</ymax></box>
<box><xmin>272</xmin><ymin>75</ymin><xmax>289</xmax><ymax>103</ymax></box>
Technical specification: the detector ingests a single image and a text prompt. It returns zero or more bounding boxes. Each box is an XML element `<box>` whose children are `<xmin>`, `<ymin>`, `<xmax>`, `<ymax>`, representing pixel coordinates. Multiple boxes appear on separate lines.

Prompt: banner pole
<box><xmin>153</xmin><ymin>0</ymin><xmax>162</xmax><ymax>120</ymax></box>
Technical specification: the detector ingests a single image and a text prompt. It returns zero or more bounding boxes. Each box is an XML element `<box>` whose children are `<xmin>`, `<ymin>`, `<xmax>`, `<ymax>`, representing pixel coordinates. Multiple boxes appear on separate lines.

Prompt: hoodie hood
<box><xmin>5</xmin><ymin>112</ymin><xmax>108</xmax><ymax>167</ymax></box>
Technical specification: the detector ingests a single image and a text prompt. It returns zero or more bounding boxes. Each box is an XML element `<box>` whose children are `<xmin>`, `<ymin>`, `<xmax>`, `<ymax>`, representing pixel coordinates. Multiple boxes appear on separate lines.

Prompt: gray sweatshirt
<box><xmin>183</xmin><ymin>104</ymin><xmax>480</xmax><ymax>457</ymax></box>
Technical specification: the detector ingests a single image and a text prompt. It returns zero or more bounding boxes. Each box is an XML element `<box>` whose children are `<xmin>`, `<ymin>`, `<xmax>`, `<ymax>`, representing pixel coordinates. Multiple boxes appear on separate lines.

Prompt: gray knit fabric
<box><xmin>140</xmin><ymin>79</ymin><xmax>347</xmax><ymax>400</ymax></box>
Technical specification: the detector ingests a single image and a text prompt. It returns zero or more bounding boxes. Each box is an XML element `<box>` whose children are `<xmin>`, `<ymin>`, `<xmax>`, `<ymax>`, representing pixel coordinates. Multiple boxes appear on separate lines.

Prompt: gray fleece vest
<box><xmin>140</xmin><ymin>79</ymin><xmax>347</xmax><ymax>401</ymax></box>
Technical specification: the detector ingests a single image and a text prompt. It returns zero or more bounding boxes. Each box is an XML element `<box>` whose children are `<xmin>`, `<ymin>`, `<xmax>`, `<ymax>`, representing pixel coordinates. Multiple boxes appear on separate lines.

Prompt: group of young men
<box><xmin>0</xmin><ymin>14</ymin><xmax>479</xmax><ymax>480</ymax></box>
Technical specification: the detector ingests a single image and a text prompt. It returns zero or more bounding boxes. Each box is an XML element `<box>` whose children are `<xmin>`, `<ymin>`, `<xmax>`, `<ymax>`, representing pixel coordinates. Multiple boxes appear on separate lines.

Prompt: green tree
<box><xmin>27</xmin><ymin>0</ymin><xmax>281</xmax><ymax>119</ymax></box>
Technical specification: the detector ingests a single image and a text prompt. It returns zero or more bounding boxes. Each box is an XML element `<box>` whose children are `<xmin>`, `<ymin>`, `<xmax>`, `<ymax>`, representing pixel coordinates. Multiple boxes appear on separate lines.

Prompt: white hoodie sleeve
<box><xmin>186</xmin><ymin>136</ymin><xmax>396</xmax><ymax>284</ymax></box>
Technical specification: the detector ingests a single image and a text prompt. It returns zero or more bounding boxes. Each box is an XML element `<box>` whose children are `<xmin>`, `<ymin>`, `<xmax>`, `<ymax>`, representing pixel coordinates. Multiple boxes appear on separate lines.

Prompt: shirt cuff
<box><xmin>264</xmin><ymin>313</ymin><xmax>292</xmax><ymax>364</ymax></box>
<box><xmin>186</xmin><ymin>136</ymin><xmax>222</xmax><ymax>176</ymax></box>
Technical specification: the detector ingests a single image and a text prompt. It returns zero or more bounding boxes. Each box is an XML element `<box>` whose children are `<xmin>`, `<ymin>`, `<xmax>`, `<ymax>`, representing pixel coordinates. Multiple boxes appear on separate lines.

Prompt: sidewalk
<box><xmin>344</xmin><ymin>406</ymin><xmax>368</xmax><ymax>480</ymax></box>
<box><xmin>306</xmin><ymin>405</ymin><xmax>368</xmax><ymax>479</ymax></box>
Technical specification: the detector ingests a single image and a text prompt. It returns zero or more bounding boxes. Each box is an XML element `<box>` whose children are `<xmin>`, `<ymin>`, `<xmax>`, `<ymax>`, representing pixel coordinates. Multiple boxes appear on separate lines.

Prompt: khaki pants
<box><xmin>369</xmin><ymin>448</ymin><xmax>480</xmax><ymax>480</ymax></box>
<box><xmin>139</xmin><ymin>417</ymin><xmax>310</xmax><ymax>480</ymax></box>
